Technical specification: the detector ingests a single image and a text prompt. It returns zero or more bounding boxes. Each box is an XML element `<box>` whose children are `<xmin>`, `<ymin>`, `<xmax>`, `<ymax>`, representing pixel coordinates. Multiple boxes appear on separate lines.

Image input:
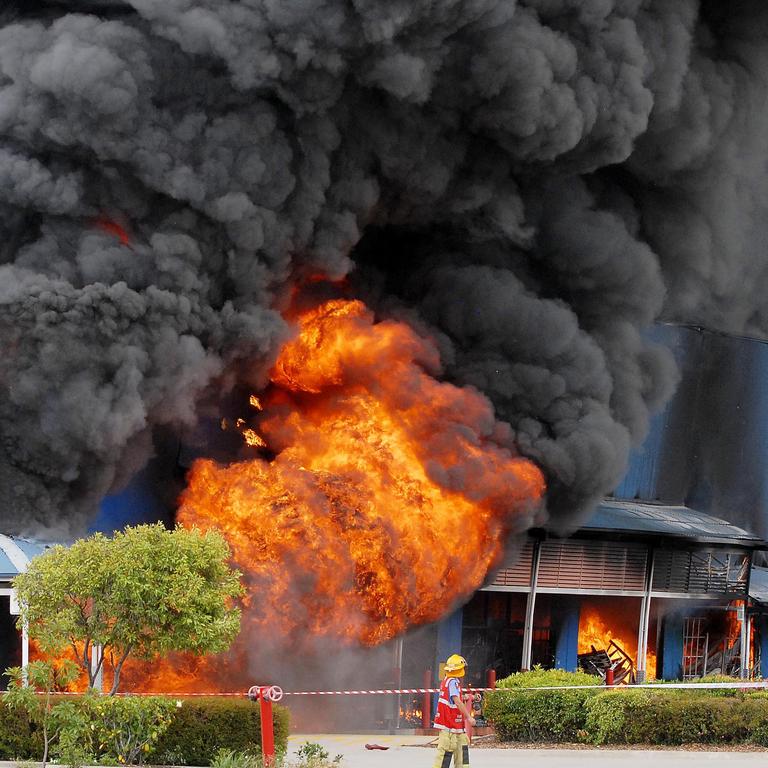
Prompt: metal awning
<box><xmin>581</xmin><ymin>499</ymin><xmax>766</xmax><ymax>547</ymax></box>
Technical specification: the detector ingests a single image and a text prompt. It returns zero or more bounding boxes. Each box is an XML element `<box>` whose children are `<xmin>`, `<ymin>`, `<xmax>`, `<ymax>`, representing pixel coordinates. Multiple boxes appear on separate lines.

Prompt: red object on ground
<box><xmin>463</xmin><ymin>690</ymin><xmax>474</xmax><ymax>744</ymax></box>
<box><xmin>422</xmin><ymin>669</ymin><xmax>432</xmax><ymax>729</ymax></box>
<box><xmin>248</xmin><ymin>686</ymin><xmax>282</xmax><ymax>766</ymax></box>
<box><xmin>605</xmin><ymin>667</ymin><xmax>615</xmax><ymax>687</ymax></box>
<box><xmin>365</xmin><ymin>744</ymin><xmax>390</xmax><ymax>750</ymax></box>
<box><xmin>486</xmin><ymin>669</ymin><xmax>496</xmax><ymax>690</ymax></box>
<box><xmin>260</xmin><ymin>690</ymin><xmax>274</xmax><ymax>765</ymax></box>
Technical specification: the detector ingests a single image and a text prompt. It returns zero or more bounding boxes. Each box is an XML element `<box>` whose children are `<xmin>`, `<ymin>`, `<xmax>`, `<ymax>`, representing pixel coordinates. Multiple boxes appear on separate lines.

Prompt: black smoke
<box><xmin>1</xmin><ymin>0</ymin><xmax>766</xmax><ymax>539</ymax></box>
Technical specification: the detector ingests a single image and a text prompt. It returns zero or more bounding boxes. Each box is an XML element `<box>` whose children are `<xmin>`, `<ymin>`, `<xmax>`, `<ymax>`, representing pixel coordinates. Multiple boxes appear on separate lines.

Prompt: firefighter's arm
<box><xmin>451</xmin><ymin>695</ymin><xmax>476</xmax><ymax>726</ymax></box>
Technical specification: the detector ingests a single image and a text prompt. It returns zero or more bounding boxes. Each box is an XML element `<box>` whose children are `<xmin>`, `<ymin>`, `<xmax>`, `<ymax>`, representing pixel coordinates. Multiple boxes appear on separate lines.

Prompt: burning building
<box><xmin>455</xmin><ymin>499</ymin><xmax>764</xmax><ymax>685</ymax></box>
<box><xmin>3</xmin><ymin>0</ymin><xmax>768</xmax><ymax>707</ymax></box>
<box><xmin>442</xmin><ymin>323</ymin><xmax>768</xmax><ymax>688</ymax></box>
<box><xmin>0</xmin><ymin>536</ymin><xmax>46</xmax><ymax>688</ymax></box>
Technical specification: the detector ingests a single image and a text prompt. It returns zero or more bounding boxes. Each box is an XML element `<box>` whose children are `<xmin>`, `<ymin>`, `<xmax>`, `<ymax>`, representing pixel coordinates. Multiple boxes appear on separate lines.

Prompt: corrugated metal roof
<box><xmin>582</xmin><ymin>499</ymin><xmax>764</xmax><ymax>545</ymax></box>
<box><xmin>0</xmin><ymin>536</ymin><xmax>48</xmax><ymax>579</ymax></box>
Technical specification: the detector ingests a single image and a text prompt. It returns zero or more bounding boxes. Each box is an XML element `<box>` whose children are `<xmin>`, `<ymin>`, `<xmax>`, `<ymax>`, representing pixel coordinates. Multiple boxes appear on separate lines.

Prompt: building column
<box><xmin>554</xmin><ymin>601</ymin><xmax>580</xmax><ymax>672</ymax></box>
<box><xmin>740</xmin><ymin>603</ymin><xmax>751</xmax><ymax>680</ymax></box>
<box><xmin>759</xmin><ymin>615</ymin><xmax>768</xmax><ymax>678</ymax></box>
<box><xmin>90</xmin><ymin>644</ymin><xmax>104</xmax><ymax>692</ymax></box>
<box><xmin>636</xmin><ymin>549</ymin><xmax>655</xmax><ymax>683</ymax></box>
<box><xmin>661</xmin><ymin>612</ymin><xmax>684</xmax><ymax>680</ymax></box>
<box><xmin>521</xmin><ymin>539</ymin><xmax>542</xmax><ymax>671</ymax></box>
<box><xmin>21</xmin><ymin>622</ymin><xmax>29</xmax><ymax>678</ymax></box>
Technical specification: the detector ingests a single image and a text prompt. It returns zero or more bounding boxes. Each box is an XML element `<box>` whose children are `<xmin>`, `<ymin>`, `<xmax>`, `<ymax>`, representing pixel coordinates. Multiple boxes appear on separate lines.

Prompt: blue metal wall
<box><xmin>435</xmin><ymin>608</ymin><xmax>464</xmax><ymax>681</ymax></box>
<box><xmin>90</xmin><ymin>465</ymin><xmax>169</xmax><ymax>533</ymax></box>
<box><xmin>614</xmin><ymin>324</ymin><xmax>698</xmax><ymax>503</ymax></box>
<box><xmin>554</xmin><ymin>603</ymin><xmax>580</xmax><ymax>672</ymax></box>
<box><xmin>661</xmin><ymin>613</ymin><xmax>684</xmax><ymax>680</ymax></box>
<box><xmin>614</xmin><ymin>324</ymin><xmax>768</xmax><ymax>539</ymax></box>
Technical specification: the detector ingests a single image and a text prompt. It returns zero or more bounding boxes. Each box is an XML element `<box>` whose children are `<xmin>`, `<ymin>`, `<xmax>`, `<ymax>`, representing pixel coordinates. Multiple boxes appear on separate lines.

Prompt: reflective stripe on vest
<box><xmin>433</xmin><ymin>676</ymin><xmax>464</xmax><ymax>732</ymax></box>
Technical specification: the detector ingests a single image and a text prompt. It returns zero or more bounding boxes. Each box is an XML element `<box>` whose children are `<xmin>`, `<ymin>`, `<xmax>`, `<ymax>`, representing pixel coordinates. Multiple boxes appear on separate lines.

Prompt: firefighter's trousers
<box><xmin>433</xmin><ymin>730</ymin><xmax>469</xmax><ymax>768</ymax></box>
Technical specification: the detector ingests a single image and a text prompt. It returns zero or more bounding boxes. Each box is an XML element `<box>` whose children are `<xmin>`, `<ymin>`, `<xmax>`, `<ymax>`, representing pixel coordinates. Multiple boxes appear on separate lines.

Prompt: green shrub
<box><xmin>583</xmin><ymin>690</ymin><xmax>768</xmax><ymax>745</ymax></box>
<box><xmin>0</xmin><ymin>695</ymin><xmax>289</xmax><ymax>766</ymax></box>
<box><xmin>0</xmin><ymin>700</ymin><xmax>40</xmax><ymax>759</ymax></box>
<box><xmin>84</xmin><ymin>694</ymin><xmax>177</xmax><ymax>764</ymax></box>
<box><xmin>585</xmin><ymin>690</ymin><xmax>670</xmax><ymax>744</ymax></box>
<box><xmin>153</xmin><ymin>697</ymin><xmax>290</xmax><ymax>766</ymax></box>
<box><xmin>494</xmin><ymin>667</ymin><xmax>602</xmax><ymax>690</ymax></box>
<box><xmin>486</xmin><ymin>670</ymin><xmax>768</xmax><ymax>746</ymax></box>
<box><xmin>485</xmin><ymin>667</ymin><xmax>601</xmax><ymax>742</ymax></box>
<box><xmin>651</xmin><ymin>675</ymin><xmax>743</xmax><ymax>697</ymax></box>
<box><xmin>3</xmin><ymin>660</ymin><xmax>83</xmax><ymax>766</ymax></box>
<box><xmin>210</xmin><ymin>747</ymin><xmax>261</xmax><ymax>768</ymax></box>
<box><xmin>295</xmin><ymin>741</ymin><xmax>343</xmax><ymax>768</ymax></box>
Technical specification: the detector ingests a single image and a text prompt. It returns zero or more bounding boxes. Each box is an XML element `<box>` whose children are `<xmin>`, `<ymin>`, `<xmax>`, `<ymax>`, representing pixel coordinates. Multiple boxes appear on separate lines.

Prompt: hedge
<box><xmin>583</xmin><ymin>690</ymin><xmax>768</xmax><ymax>746</ymax></box>
<box><xmin>0</xmin><ymin>700</ymin><xmax>39</xmax><ymax>759</ymax></box>
<box><xmin>484</xmin><ymin>668</ymin><xmax>602</xmax><ymax>742</ymax></box>
<box><xmin>0</xmin><ymin>695</ymin><xmax>290</xmax><ymax>765</ymax></box>
<box><xmin>153</xmin><ymin>697</ymin><xmax>290</xmax><ymax>765</ymax></box>
<box><xmin>485</xmin><ymin>670</ymin><xmax>768</xmax><ymax>746</ymax></box>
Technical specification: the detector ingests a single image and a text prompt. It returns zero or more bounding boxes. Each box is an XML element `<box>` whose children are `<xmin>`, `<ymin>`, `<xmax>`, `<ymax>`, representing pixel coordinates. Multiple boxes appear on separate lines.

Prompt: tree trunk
<box><xmin>109</xmin><ymin>647</ymin><xmax>132</xmax><ymax>695</ymax></box>
<box><xmin>41</xmin><ymin>720</ymin><xmax>49</xmax><ymax>768</ymax></box>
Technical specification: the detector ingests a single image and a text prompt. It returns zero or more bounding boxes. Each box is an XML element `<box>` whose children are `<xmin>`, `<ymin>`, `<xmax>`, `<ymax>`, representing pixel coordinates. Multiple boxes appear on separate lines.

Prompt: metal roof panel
<box><xmin>12</xmin><ymin>539</ymin><xmax>48</xmax><ymax>561</ymax></box>
<box><xmin>0</xmin><ymin>548</ymin><xmax>18</xmax><ymax>579</ymax></box>
<box><xmin>0</xmin><ymin>536</ymin><xmax>48</xmax><ymax>580</ymax></box>
<box><xmin>583</xmin><ymin>499</ymin><xmax>764</xmax><ymax>544</ymax></box>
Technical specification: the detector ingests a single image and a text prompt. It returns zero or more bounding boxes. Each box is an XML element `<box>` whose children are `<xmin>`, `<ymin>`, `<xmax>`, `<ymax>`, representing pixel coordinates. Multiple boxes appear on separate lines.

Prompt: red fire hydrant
<box><xmin>462</xmin><ymin>690</ymin><xmax>482</xmax><ymax>744</ymax></box>
<box><xmin>248</xmin><ymin>685</ymin><xmax>283</xmax><ymax>766</ymax></box>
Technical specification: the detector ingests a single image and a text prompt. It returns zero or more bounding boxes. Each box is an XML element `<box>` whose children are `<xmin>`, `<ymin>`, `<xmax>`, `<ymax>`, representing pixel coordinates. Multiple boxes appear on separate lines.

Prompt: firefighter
<box><xmin>432</xmin><ymin>654</ymin><xmax>475</xmax><ymax>768</ymax></box>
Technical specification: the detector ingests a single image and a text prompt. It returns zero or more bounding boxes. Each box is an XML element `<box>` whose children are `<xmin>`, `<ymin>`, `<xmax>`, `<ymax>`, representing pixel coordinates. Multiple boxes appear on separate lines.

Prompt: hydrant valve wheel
<box><xmin>268</xmin><ymin>686</ymin><xmax>284</xmax><ymax>702</ymax></box>
<box><xmin>247</xmin><ymin>685</ymin><xmax>283</xmax><ymax>703</ymax></box>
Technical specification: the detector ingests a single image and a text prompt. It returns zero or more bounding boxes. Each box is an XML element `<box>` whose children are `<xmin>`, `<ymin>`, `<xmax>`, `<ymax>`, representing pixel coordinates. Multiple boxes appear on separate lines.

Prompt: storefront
<box><xmin>437</xmin><ymin>499</ymin><xmax>767</xmax><ymax>687</ymax></box>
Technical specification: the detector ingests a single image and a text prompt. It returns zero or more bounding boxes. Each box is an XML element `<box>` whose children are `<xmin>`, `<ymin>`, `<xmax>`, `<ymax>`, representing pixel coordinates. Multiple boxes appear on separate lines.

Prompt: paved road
<box><xmin>288</xmin><ymin>735</ymin><xmax>768</xmax><ymax>768</ymax></box>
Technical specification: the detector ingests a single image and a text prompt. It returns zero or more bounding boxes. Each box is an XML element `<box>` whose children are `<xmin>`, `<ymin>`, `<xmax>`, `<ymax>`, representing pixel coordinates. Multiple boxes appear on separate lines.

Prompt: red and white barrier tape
<box><xmin>35</xmin><ymin>681</ymin><xmax>768</xmax><ymax>697</ymax></box>
<box><xmin>271</xmin><ymin>681</ymin><xmax>768</xmax><ymax>695</ymax></box>
<box><xmin>280</xmin><ymin>687</ymin><xmax>491</xmax><ymax>695</ymax></box>
<box><xmin>498</xmin><ymin>681</ymin><xmax>768</xmax><ymax>691</ymax></box>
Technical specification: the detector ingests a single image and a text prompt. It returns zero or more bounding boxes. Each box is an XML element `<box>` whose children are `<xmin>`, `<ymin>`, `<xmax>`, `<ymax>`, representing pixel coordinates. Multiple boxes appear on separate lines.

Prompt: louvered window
<box><xmin>486</xmin><ymin>540</ymin><xmax>534</xmax><ymax>588</ymax></box>
<box><xmin>537</xmin><ymin>539</ymin><xmax>647</xmax><ymax>591</ymax></box>
<box><xmin>652</xmin><ymin>549</ymin><xmax>749</xmax><ymax>595</ymax></box>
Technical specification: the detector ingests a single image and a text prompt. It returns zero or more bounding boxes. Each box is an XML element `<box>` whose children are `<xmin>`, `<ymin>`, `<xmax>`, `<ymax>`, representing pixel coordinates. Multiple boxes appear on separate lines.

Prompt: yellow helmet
<box><xmin>445</xmin><ymin>654</ymin><xmax>467</xmax><ymax>676</ymax></box>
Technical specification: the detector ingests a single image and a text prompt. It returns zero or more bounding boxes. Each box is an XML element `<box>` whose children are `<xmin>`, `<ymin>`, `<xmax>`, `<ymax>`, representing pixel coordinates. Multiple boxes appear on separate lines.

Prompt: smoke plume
<box><xmin>1</xmin><ymin>0</ymin><xmax>767</xmax><ymax>538</ymax></box>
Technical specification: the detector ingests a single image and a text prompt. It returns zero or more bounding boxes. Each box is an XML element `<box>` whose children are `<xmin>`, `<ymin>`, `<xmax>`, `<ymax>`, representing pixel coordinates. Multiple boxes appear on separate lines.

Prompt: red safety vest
<box><xmin>434</xmin><ymin>676</ymin><xmax>464</xmax><ymax>732</ymax></box>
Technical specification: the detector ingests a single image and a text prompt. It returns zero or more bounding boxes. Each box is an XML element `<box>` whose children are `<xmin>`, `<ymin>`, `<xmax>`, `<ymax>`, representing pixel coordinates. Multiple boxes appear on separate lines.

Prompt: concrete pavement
<box><xmin>287</xmin><ymin>735</ymin><xmax>768</xmax><ymax>768</ymax></box>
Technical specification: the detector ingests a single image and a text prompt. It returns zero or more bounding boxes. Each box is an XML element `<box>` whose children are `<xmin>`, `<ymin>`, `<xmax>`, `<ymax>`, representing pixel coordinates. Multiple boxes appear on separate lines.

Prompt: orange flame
<box><xmin>578</xmin><ymin>605</ymin><xmax>637</xmax><ymax>662</ymax></box>
<box><xmin>241</xmin><ymin>428</ymin><xmax>267</xmax><ymax>448</ymax></box>
<box><xmin>178</xmin><ymin>298</ymin><xmax>545</xmax><ymax>647</ymax></box>
<box><xmin>578</xmin><ymin>601</ymin><xmax>657</xmax><ymax>679</ymax></box>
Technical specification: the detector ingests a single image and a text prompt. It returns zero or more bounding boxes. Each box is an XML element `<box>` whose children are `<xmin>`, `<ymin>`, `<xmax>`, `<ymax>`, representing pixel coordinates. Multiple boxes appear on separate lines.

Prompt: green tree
<box><xmin>14</xmin><ymin>523</ymin><xmax>243</xmax><ymax>694</ymax></box>
<box><xmin>3</xmin><ymin>659</ymin><xmax>81</xmax><ymax>766</ymax></box>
